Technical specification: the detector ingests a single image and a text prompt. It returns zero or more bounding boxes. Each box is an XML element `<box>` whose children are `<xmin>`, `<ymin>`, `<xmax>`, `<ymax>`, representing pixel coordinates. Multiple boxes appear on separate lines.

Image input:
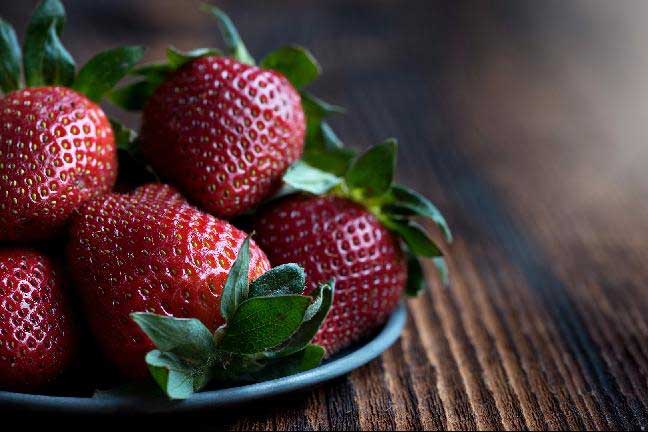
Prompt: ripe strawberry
<box><xmin>139</xmin><ymin>56</ymin><xmax>305</xmax><ymax>218</ymax></box>
<box><xmin>0</xmin><ymin>0</ymin><xmax>143</xmax><ymax>241</ymax></box>
<box><xmin>0</xmin><ymin>248</ymin><xmax>77</xmax><ymax>391</ymax></box>
<box><xmin>253</xmin><ymin>140</ymin><xmax>453</xmax><ymax>354</ymax></box>
<box><xmin>110</xmin><ymin>6</ymin><xmax>338</xmax><ymax>218</ymax></box>
<box><xmin>254</xmin><ymin>195</ymin><xmax>407</xmax><ymax>353</ymax></box>
<box><xmin>0</xmin><ymin>87</ymin><xmax>117</xmax><ymax>241</ymax></box>
<box><xmin>67</xmin><ymin>183</ymin><xmax>271</xmax><ymax>378</ymax></box>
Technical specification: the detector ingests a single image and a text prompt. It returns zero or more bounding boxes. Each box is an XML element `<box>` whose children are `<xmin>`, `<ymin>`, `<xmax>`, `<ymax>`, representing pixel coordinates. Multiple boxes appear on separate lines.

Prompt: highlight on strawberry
<box><xmin>0</xmin><ymin>0</ymin><xmax>144</xmax><ymax>241</ymax></box>
<box><xmin>109</xmin><ymin>4</ymin><xmax>336</xmax><ymax>219</ymax></box>
<box><xmin>252</xmin><ymin>139</ymin><xmax>452</xmax><ymax>354</ymax></box>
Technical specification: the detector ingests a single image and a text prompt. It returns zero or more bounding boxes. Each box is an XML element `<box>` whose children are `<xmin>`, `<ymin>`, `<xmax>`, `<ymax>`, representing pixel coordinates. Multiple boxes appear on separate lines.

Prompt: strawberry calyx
<box><xmin>131</xmin><ymin>236</ymin><xmax>335</xmax><ymax>400</ymax></box>
<box><xmin>0</xmin><ymin>0</ymin><xmax>144</xmax><ymax>149</ymax></box>
<box><xmin>282</xmin><ymin>139</ymin><xmax>452</xmax><ymax>294</ymax></box>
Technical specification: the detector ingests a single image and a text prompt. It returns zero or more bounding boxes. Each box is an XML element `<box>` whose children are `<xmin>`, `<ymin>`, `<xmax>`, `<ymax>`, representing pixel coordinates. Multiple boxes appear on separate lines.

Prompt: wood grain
<box><xmin>2</xmin><ymin>0</ymin><xmax>648</xmax><ymax>429</ymax></box>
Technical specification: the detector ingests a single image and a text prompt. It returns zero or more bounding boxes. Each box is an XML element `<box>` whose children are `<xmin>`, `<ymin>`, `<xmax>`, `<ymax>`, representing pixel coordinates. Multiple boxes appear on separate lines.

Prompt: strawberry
<box><xmin>110</xmin><ymin>5</ymin><xmax>339</xmax><ymax>218</ymax></box>
<box><xmin>253</xmin><ymin>140</ymin><xmax>452</xmax><ymax>354</ymax></box>
<box><xmin>67</xmin><ymin>183</ymin><xmax>271</xmax><ymax>378</ymax></box>
<box><xmin>139</xmin><ymin>56</ymin><xmax>305</xmax><ymax>218</ymax></box>
<box><xmin>254</xmin><ymin>194</ymin><xmax>407</xmax><ymax>353</ymax></box>
<box><xmin>0</xmin><ymin>248</ymin><xmax>77</xmax><ymax>391</ymax></box>
<box><xmin>0</xmin><ymin>0</ymin><xmax>144</xmax><ymax>241</ymax></box>
<box><xmin>67</xmin><ymin>182</ymin><xmax>334</xmax><ymax>399</ymax></box>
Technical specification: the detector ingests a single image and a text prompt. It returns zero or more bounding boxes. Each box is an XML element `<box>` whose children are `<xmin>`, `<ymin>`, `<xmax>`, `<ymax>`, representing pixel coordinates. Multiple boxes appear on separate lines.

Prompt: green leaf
<box><xmin>108</xmin><ymin>80</ymin><xmax>158</xmax><ymax>111</ymax></box>
<box><xmin>220</xmin><ymin>236</ymin><xmax>251</xmax><ymax>321</ymax></box>
<box><xmin>346</xmin><ymin>139</ymin><xmax>397</xmax><ymax>198</ymax></box>
<box><xmin>248</xmin><ymin>263</ymin><xmax>305</xmax><ymax>298</ymax></box>
<box><xmin>109</xmin><ymin>118</ymin><xmax>138</xmax><ymax>153</ymax></box>
<box><xmin>131</xmin><ymin>313</ymin><xmax>216</xmax><ymax>361</ymax></box>
<box><xmin>218</xmin><ymin>295</ymin><xmax>311</xmax><ymax>354</ymax></box>
<box><xmin>283</xmin><ymin>160</ymin><xmax>343</xmax><ymax>195</ymax></box>
<box><xmin>131</xmin><ymin>62</ymin><xmax>174</xmax><ymax>80</ymax></box>
<box><xmin>383</xmin><ymin>218</ymin><xmax>442</xmax><ymax>258</ymax></box>
<box><xmin>201</xmin><ymin>4</ymin><xmax>254</xmax><ymax>65</ymax></box>
<box><xmin>72</xmin><ymin>45</ymin><xmax>145</xmax><ymax>102</ymax></box>
<box><xmin>250</xmin><ymin>344</ymin><xmax>325</xmax><ymax>381</ymax></box>
<box><xmin>0</xmin><ymin>18</ymin><xmax>22</xmax><ymax>93</ymax></box>
<box><xmin>268</xmin><ymin>280</ymin><xmax>334</xmax><ymax>357</ymax></box>
<box><xmin>434</xmin><ymin>256</ymin><xmax>450</xmax><ymax>286</ymax></box>
<box><xmin>145</xmin><ymin>350</ymin><xmax>211</xmax><ymax>399</ymax></box>
<box><xmin>260</xmin><ymin>45</ymin><xmax>320</xmax><ymax>89</ymax></box>
<box><xmin>301</xmin><ymin>92</ymin><xmax>345</xmax><ymax>122</ymax></box>
<box><xmin>302</xmin><ymin>122</ymin><xmax>356</xmax><ymax>176</ymax></box>
<box><xmin>23</xmin><ymin>0</ymin><xmax>75</xmax><ymax>87</ymax></box>
<box><xmin>405</xmin><ymin>252</ymin><xmax>425</xmax><ymax>297</ymax></box>
<box><xmin>385</xmin><ymin>184</ymin><xmax>452</xmax><ymax>242</ymax></box>
<box><xmin>166</xmin><ymin>46</ymin><xmax>222</xmax><ymax>69</ymax></box>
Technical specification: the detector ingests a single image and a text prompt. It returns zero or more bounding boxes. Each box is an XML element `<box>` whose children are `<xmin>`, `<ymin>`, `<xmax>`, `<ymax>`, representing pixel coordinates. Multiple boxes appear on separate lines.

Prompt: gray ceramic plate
<box><xmin>0</xmin><ymin>303</ymin><xmax>406</xmax><ymax>414</ymax></box>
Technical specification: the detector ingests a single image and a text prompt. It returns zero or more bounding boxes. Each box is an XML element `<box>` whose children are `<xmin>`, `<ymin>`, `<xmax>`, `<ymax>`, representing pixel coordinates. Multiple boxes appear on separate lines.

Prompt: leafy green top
<box><xmin>131</xmin><ymin>237</ymin><xmax>335</xmax><ymax>399</ymax></box>
<box><xmin>0</xmin><ymin>0</ymin><xmax>143</xmax><ymax>100</ymax></box>
<box><xmin>283</xmin><ymin>139</ymin><xmax>452</xmax><ymax>295</ymax></box>
<box><xmin>108</xmin><ymin>4</ymin><xmax>332</xmax><ymax>136</ymax></box>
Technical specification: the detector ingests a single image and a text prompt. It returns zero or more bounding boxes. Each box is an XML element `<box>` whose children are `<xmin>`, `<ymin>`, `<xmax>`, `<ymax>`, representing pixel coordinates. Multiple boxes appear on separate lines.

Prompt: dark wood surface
<box><xmin>3</xmin><ymin>0</ymin><xmax>648</xmax><ymax>429</ymax></box>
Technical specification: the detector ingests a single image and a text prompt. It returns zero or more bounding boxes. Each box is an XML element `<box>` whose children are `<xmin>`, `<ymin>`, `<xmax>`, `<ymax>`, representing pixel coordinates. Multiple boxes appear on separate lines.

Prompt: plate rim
<box><xmin>0</xmin><ymin>302</ymin><xmax>407</xmax><ymax>414</ymax></box>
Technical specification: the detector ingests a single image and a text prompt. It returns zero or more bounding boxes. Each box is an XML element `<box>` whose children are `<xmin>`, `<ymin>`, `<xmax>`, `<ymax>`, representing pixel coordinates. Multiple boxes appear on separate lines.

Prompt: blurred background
<box><xmin>2</xmin><ymin>0</ymin><xmax>646</xmax><ymax>243</ymax></box>
<box><xmin>2</xmin><ymin>1</ymin><xmax>648</xmax><ymax>427</ymax></box>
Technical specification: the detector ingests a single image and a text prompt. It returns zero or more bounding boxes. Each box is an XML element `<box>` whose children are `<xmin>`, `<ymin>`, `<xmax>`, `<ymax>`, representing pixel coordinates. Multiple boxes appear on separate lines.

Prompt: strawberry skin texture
<box><xmin>253</xmin><ymin>195</ymin><xmax>407</xmax><ymax>354</ymax></box>
<box><xmin>0</xmin><ymin>249</ymin><xmax>77</xmax><ymax>391</ymax></box>
<box><xmin>140</xmin><ymin>56</ymin><xmax>305</xmax><ymax>218</ymax></box>
<box><xmin>0</xmin><ymin>87</ymin><xmax>117</xmax><ymax>242</ymax></box>
<box><xmin>67</xmin><ymin>183</ymin><xmax>270</xmax><ymax>378</ymax></box>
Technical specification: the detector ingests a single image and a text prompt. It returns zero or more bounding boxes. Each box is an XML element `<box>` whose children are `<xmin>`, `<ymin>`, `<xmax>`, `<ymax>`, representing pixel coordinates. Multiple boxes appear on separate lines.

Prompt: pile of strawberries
<box><xmin>0</xmin><ymin>1</ymin><xmax>451</xmax><ymax>399</ymax></box>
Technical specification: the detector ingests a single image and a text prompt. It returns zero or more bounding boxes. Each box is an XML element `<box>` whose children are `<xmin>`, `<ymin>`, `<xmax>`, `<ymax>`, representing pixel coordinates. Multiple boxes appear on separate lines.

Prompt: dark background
<box><xmin>2</xmin><ymin>1</ymin><xmax>648</xmax><ymax>429</ymax></box>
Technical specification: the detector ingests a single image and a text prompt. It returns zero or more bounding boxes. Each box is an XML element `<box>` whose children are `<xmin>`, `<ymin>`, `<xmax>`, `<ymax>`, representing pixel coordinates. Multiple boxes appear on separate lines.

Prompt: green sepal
<box><xmin>433</xmin><ymin>256</ymin><xmax>450</xmax><ymax>287</ymax></box>
<box><xmin>220</xmin><ymin>236</ymin><xmax>251</xmax><ymax>321</ymax></box>
<box><xmin>405</xmin><ymin>251</ymin><xmax>425</xmax><ymax>297</ymax></box>
<box><xmin>218</xmin><ymin>294</ymin><xmax>312</xmax><ymax>354</ymax></box>
<box><xmin>131</xmin><ymin>313</ymin><xmax>217</xmax><ymax>359</ymax></box>
<box><xmin>301</xmin><ymin>93</ymin><xmax>351</xmax><ymax>175</ymax></box>
<box><xmin>248</xmin><ymin>263</ymin><xmax>306</xmax><ymax>297</ymax></box>
<box><xmin>23</xmin><ymin>0</ymin><xmax>75</xmax><ymax>87</ymax></box>
<box><xmin>72</xmin><ymin>45</ymin><xmax>145</xmax><ymax>102</ymax></box>
<box><xmin>265</xmin><ymin>280</ymin><xmax>334</xmax><ymax>357</ymax></box>
<box><xmin>283</xmin><ymin>160</ymin><xmax>343</xmax><ymax>195</ymax></box>
<box><xmin>249</xmin><ymin>344</ymin><xmax>325</xmax><ymax>381</ymax></box>
<box><xmin>146</xmin><ymin>350</ymin><xmax>212</xmax><ymax>400</ymax></box>
<box><xmin>167</xmin><ymin>46</ymin><xmax>222</xmax><ymax>69</ymax></box>
<box><xmin>384</xmin><ymin>184</ymin><xmax>452</xmax><ymax>243</ymax></box>
<box><xmin>382</xmin><ymin>217</ymin><xmax>442</xmax><ymax>258</ymax></box>
<box><xmin>346</xmin><ymin>139</ymin><xmax>397</xmax><ymax>198</ymax></box>
<box><xmin>108</xmin><ymin>80</ymin><xmax>157</xmax><ymax>111</ymax></box>
<box><xmin>131</xmin><ymin>62</ymin><xmax>174</xmax><ymax>80</ymax></box>
<box><xmin>201</xmin><ymin>3</ymin><xmax>255</xmax><ymax>65</ymax></box>
<box><xmin>302</xmin><ymin>123</ymin><xmax>356</xmax><ymax>176</ymax></box>
<box><xmin>260</xmin><ymin>45</ymin><xmax>321</xmax><ymax>89</ymax></box>
<box><xmin>0</xmin><ymin>18</ymin><xmax>22</xmax><ymax>93</ymax></box>
<box><xmin>109</xmin><ymin>118</ymin><xmax>138</xmax><ymax>154</ymax></box>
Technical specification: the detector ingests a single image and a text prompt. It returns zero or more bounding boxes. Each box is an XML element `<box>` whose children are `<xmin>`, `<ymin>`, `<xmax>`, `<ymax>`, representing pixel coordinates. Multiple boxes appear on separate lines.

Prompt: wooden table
<box><xmin>3</xmin><ymin>1</ymin><xmax>648</xmax><ymax>429</ymax></box>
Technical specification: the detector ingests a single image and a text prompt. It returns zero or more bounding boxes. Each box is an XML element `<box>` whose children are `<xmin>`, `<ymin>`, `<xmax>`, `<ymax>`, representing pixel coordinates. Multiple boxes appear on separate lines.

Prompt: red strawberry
<box><xmin>139</xmin><ymin>56</ymin><xmax>305</xmax><ymax>218</ymax></box>
<box><xmin>0</xmin><ymin>87</ymin><xmax>117</xmax><ymax>241</ymax></box>
<box><xmin>110</xmin><ymin>6</ymin><xmax>339</xmax><ymax>218</ymax></box>
<box><xmin>0</xmin><ymin>248</ymin><xmax>77</xmax><ymax>391</ymax></box>
<box><xmin>0</xmin><ymin>0</ymin><xmax>144</xmax><ymax>241</ymax></box>
<box><xmin>67</xmin><ymin>183</ymin><xmax>271</xmax><ymax>378</ymax></box>
<box><xmin>254</xmin><ymin>140</ymin><xmax>452</xmax><ymax>354</ymax></box>
<box><xmin>253</xmin><ymin>195</ymin><xmax>407</xmax><ymax>353</ymax></box>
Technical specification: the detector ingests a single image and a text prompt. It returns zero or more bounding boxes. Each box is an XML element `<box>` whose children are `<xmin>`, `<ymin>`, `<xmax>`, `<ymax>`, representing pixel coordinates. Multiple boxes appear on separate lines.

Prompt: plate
<box><xmin>0</xmin><ymin>303</ymin><xmax>406</xmax><ymax>414</ymax></box>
